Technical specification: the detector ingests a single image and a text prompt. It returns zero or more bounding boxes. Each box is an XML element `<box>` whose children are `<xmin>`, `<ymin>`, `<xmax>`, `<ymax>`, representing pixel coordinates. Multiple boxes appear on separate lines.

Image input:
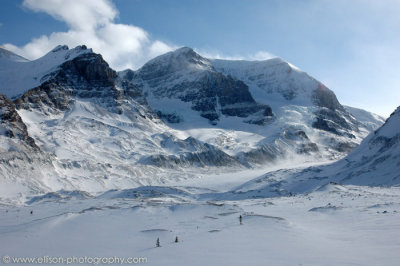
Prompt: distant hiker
<box><xmin>30</xmin><ymin>210</ymin><xmax>33</xmax><ymax>215</ymax></box>
<box><xmin>156</xmin><ymin>238</ymin><xmax>160</xmax><ymax>247</ymax></box>
<box><xmin>175</xmin><ymin>236</ymin><xmax>179</xmax><ymax>243</ymax></box>
<box><xmin>239</xmin><ymin>215</ymin><xmax>243</xmax><ymax>225</ymax></box>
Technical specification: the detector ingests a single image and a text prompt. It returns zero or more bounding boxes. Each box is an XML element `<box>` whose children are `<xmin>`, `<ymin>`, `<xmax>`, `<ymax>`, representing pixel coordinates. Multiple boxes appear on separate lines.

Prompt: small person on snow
<box><xmin>30</xmin><ymin>210</ymin><xmax>33</xmax><ymax>215</ymax></box>
<box><xmin>175</xmin><ymin>236</ymin><xmax>179</xmax><ymax>243</ymax></box>
<box><xmin>156</xmin><ymin>237</ymin><xmax>161</xmax><ymax>247</ymax></box>
<box><xmin>239</xmin><ymin>215</ymin><xmax>243</xmax><ymax>225</ymax></box>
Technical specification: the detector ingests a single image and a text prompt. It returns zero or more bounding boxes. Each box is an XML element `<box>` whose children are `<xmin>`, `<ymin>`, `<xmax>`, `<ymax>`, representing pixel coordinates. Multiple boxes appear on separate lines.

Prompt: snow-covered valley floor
<box><xmin>1</xmin><ymin>169</ymin><xmax>400</xmax><ymax>266</ymax></box>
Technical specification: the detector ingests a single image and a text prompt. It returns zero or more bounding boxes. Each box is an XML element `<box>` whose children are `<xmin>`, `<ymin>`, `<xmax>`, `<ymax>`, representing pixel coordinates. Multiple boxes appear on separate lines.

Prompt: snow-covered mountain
<box><xmin>120</xmin><ymin>47</ymin><xmax>273</xmax><ymax>125</ymax></box>
<box><xmin>0</xmin><ymin>93</ymin><xmax>57</xmax><ymax>202</ymax></box>
<box><xmin>344</xmin><ymin>105</ymin><xmax>385</xmax><ymax>132</ymax></box>
<box><xmin>226</xmin><ymin>106</ymin><xmax>400</xmax><ymax>198</ymax></box>
<box><xmin>1</xmin><ymin>45</ymin><xmax>398</xmax><ymax>266</ymax></box>
<box><xmin>1</xmin><ymin>45</ymin><xmax>253</xmax><ymax>202</ymax></box>
<box><xmin>121</xmin><ymin>47</ymin><xmax>383</xmax><ymax>162</ymax></box>
<box><xmin>0</xmin><ymin>45</ymin><xmax>93</xmax><ymax>99</ymax></box>
<box><xmin>0</xmin><ymin>45</ymin><xmax>386</xmax><ymax>202</ymax></box>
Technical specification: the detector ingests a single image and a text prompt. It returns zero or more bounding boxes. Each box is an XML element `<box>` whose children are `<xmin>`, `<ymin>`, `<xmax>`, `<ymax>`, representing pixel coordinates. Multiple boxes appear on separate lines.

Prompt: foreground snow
<box><xmin>1</xmin><ymin>179</ymin><xmax>399</xmax><ymax>266</ymax></box>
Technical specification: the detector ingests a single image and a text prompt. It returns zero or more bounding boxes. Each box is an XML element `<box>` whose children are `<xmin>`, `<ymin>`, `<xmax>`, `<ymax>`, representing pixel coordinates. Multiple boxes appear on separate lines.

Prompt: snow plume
<box><xmin>196</xmin><ymin>49</ymin><xmax>276</xmax><ymax>61</ymax></box>
<box><xmin>2</xmin><ymin>0</ymin><xmax>175</xmax><ymax>70</ymax></box>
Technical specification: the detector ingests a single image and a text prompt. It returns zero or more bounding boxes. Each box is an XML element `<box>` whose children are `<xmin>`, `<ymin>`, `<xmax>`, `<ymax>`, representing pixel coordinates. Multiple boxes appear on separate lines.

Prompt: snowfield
<box><xmin>1</xmin><ymin>180</ymin><xmax>399</xmax><ymax>266</ymax></box>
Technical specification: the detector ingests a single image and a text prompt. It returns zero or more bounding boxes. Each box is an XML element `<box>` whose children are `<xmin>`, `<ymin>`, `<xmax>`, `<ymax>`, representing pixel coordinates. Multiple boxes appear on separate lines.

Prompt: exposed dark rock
<box><xmin>14</xmin><ymin>49</ymin><xmax>148</xmax><ymax>116</ymax></box>
<box><xmin>165</xmin><ymin>72</ymin><xmax>272</xmax><ymax>122</ymax></box>
<box><xmin>56</xmin><ymin>52</ymin><xmax>117</xmax><ymax>87</ymax></box>
<box><xmin>14</xmin><ymin>81</ymin><xmax>73</xmax><ymax>113</ymax></box>
<box><xmin>156</xmin><ymin>110</ymin><xmax>183</xmax><ymax>123</ymax></box>
<box><xmin>313</xmin><ymin>83</ymin><xmax>343</xmax><ymax>111</ymax></box>
<box><xmin>282</xmin><ymin>129</ymin><xmax>309</xmax><ymax>141</ymax></box>
<box><xmin>312</xmin><ymin>108</ymin><xmax>358</xmax><ymax>138</ymax></box>
<box><xmin>281</xmin><ymin>128</ymin><xmax>319</xmax><ymax>154</ymax></box>
<box><xmin>125</xmin><ymin>47</ymin><xmax>273</xmax><ymax>123</ymax></box>
<box><xmin>237</xmin><ymin>144</ymin><xmax>281</xmax><ymax>165</ymax></box>
<box><xmin>330</xmin><ymin>141</ymin><xmax>358</xmax><ymax>153</ymax></box>
<box><xmin>0</xmin><ymin>93</ymin><xmax>38</xmax><ymax>149</ymax></box>
<box><xmin>312</xmin><ymin>117</ymin><xmax>341</xmax><ymax>135</ymax></box>
<box><xmin>139</xmin><ymin>144</ymin><xmax>243</xmax><ymax>168</ymax></box>
<box><xmin>298</xmin><ymin>143</ymin><xmax>319</xmax><ymax>154</ymax></box>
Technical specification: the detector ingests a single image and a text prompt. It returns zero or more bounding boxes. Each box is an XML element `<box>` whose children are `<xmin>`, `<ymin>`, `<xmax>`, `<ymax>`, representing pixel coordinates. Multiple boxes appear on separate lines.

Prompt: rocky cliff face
<box><xmin>0</xmin><ymin>93</ymin><xmax>37</xmax><ymax>149</ymax></box>
<box><xmin>13</xmin><ymin>47</ymin><xmax>148</xmax><ymax>116</ymax></box>
<box><xmin>0</xmin><ymin>93</ymin><xmax>58</xmax><ymax>202</ymax></box>
<box><xmin>312</xmin><ymin>83</ymin><xmax>343</xmax><ymax>111</ymax></box>
<box><xmin>121</xmin><ymin>47</ymin><xmax>273</xmax><ymax>124</ymax></box>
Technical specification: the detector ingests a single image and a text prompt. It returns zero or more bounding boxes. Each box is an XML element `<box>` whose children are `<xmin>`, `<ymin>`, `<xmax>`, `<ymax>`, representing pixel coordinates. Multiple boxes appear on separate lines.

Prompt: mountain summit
<box><xmin>122</xmin><ymin>47</ymin><xmax>273</xmax><ymax>124</ymax></box>
<box><xmin>121</xmin><ymin>47</ymin><xmax>380</xmax><ymax>160</ymax></box>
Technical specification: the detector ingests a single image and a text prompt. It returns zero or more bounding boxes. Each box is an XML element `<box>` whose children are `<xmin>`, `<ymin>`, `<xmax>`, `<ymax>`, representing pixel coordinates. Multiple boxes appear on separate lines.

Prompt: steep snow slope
<box><xmin>212</xmin><ymin>58</ymin><xmax>346</xmax><ymax>110</ymax></box>
<box><xmin>228</xmin><ymin>106</ymin><xmax>400</xmax><ymax>198</ymax></box>
<box><xmin>344</xmin><ymin>105</ymin><xmax>385</xmax><ymax>132</ymax></box>
<box><xmin>0</xmin><ymin>93</ymin><xmax>58</xmax><ymax>204</ymax></box>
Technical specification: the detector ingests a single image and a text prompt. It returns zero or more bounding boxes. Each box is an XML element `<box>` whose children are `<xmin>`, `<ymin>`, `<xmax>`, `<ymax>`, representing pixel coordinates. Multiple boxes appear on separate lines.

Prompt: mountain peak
<box><xmin>174</xmin><ymin>46</ymin><xmax>196</xmax><ymax>55</ymax></box>
<box><xmin>0</xmin><ymin>45</ymin><xmax>95</xmax><ymax>99</ymax></box>
<box><xmin>138</xmin><ymin>46</ymin><xmax>212</xmax><ymax>77</ymax></box>
<box><xmin>44</xmin><ymin>44</ymin><xmax>92</xmax><ymax>60</ymax></box>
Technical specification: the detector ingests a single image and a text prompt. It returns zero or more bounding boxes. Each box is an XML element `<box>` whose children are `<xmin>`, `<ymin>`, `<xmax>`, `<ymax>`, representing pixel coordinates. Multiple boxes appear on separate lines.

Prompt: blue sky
<box><xmin>1</xmin><ymin>0</ymin><xmax>399</xmax><ymax>117</ymax></box>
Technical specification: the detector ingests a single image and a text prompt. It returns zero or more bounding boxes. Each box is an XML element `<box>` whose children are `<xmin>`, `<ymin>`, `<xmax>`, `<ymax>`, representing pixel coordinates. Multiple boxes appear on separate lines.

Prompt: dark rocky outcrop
<box><xmin>176</xmin><ymin>72</ymin><xmax>272</xmax><ymax>122</ymax></box>
<box><xmin>0</xmin><ymin>93</ymin><xmax>38</xmax><ymax>149</ymax></box>
<box><xmin>281</xmin><ymin>129</ymin><xmax>319</xmax><ymax>154</ymax></box>
<box><xmin>312</xmin><ymin>108</ymin><xmax>358</xmax><ymax>138</ymax></box>
<box><xmin>140</xmin><ymin>136</ymin><xmax>244</xmax><ymax>168</ymax></box>
<box><xmin>155</xmin><ymin>110</ymin><xmax>183</xmax><ymax>123</ymax></box>
<box><xmin>312</xmin><ymin>83</ymin><xmax>344</xmax><ymax>111</ymax></box>
<box><xmin>123</xmin><ymin>47</ymin><xmax>273</xmax><ymax>124</ymax></box>
<box><xmin>237</xmin><ymin>144</ymin><xmax>281</xmax><ymax>166</ymax></box>
<box><xmin>14</xmin><ymin>47</ymin><xmax>148</xmax><ymax>116</ymax></box>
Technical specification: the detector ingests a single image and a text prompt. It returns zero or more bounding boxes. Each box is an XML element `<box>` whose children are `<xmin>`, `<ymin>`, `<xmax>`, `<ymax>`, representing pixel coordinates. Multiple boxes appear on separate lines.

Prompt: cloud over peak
<box><xmin>3</xmin><ymin>0</ymin><xmax>175</xmax><ymax>70</ymax></box>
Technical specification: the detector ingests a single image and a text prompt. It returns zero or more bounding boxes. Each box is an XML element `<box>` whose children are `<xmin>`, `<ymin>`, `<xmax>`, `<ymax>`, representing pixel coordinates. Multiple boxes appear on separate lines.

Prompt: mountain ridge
<box><xmin>0</xmin><ymin>45</ymin><xmax>387</xmax><ymax>203</ymax></box>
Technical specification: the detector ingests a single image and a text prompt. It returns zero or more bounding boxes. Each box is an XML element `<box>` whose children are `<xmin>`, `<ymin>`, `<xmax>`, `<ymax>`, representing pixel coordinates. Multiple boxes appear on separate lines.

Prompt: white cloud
<box><xmin>2</xmin><ymin>0</ymin><xmax>276</xmax><ymax>70</ymax></box>
<box><xmin>248</xmin><ymin>51</ymin><xmax>276</xmax><ymax>61</ymax></box>
<box><xmin>2</xmin><ymin>0</ymin><xmax>175</xmax><ymax>70</ymax></box>
<box><xmin>23</xmin><ymin>0</ymin><xmax>117</xmax><ymax>31</ymax></box>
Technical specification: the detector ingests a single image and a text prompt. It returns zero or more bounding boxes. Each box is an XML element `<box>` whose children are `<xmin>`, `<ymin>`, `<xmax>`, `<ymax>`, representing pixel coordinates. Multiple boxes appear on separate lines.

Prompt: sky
<box><xmin>0</xmin><ymin>0</ymin><xmax>399</xmax><ymax>117</ymax></box>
